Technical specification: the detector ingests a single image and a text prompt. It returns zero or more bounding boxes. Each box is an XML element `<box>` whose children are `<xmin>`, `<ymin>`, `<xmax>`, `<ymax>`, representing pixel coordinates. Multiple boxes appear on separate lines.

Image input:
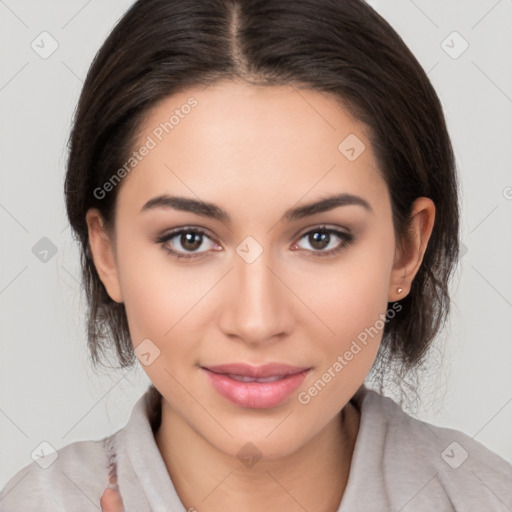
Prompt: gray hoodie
<box><xmin>1</xmin><ymin>384</ymin><xmax>511</xmax><ymax>511</ymax></box>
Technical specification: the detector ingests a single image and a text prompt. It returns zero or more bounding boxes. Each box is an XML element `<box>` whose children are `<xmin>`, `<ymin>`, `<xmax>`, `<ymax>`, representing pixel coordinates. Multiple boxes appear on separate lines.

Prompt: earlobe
<box><xmin>85</xmin><ymin>208</ymin><xmax>124</xmax><ymax>303</ymax></box>
<box><xmin>389</xmin><ymin>197</ymin><xmax>436</xmax><ymax>301</ymax></box>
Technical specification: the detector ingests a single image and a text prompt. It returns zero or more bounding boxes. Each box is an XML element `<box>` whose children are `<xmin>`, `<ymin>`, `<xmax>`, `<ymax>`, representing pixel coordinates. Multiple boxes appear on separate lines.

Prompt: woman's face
<box><xmin>87</xmin><ymin>80</ymin><xmax>431</xmax><ymax>460</ymax></box>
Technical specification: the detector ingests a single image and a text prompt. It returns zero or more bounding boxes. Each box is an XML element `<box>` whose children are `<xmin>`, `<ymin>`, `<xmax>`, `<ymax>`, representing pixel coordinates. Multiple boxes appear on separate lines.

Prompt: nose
<box><xmin>218</xmin><ymin>243</ymin><xmax>291</xmax><ymax>346</ymax></box>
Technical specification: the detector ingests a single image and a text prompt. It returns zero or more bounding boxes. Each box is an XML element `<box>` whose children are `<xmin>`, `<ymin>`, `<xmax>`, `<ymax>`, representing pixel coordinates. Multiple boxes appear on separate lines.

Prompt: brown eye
<box><xmin>308</xmin><ymin>230</ymin><xmax>330</xmax><ymax>250</ymax></box>
<box><xmin>294</xmin><ymin>227</ymin><xmax>354</xmax><ymax>257</ymax></box>
<box><xmin>179</xmin><ymin>231</ymin><xmax>203</xmax><ymax>251</ymax></box>
<box><xmin>156</xmin><ymin>228</ymin><xmax>218</xmax><ymax>260</ymax></box>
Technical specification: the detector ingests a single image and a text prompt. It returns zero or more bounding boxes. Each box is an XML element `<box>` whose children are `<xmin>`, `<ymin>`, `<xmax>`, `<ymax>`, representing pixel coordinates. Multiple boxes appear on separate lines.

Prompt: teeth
<box><xmin>227</xmin><ymin>374</ymin><xmax>285</xmax><ymax>383</ymax></box>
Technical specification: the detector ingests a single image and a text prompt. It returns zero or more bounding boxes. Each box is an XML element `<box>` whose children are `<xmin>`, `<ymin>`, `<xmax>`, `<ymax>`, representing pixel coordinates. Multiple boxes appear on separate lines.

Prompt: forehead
<box><xmin>116</xmin><ymin>80</ymin><xmax>388</xmax><ymax>219</ymax></box>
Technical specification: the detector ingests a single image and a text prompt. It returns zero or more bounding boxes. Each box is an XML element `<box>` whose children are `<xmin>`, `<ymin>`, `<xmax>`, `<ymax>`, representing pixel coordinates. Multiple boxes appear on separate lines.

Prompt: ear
<box><xmin>85</xmin><ymin>208</ymin><xmax>124</xmax><ymax>303</ymax></box>
<box><xmin>388</xmin><ymin>197</ymin><xmax>436</xmax><ymax>302</ymax></box>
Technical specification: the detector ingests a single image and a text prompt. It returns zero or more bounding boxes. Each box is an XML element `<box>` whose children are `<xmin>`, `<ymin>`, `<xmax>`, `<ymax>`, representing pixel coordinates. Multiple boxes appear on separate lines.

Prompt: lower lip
<box><xmin>202</xmin><ymin>368</ymin><xmax>310</xmax><ymax>409</ymax></box>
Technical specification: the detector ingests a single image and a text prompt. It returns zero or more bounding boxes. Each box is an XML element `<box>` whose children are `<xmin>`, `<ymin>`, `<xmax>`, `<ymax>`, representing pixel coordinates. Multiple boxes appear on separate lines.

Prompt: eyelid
<box><xmin>155</xmin><ymin>226</ymin><xmax>220</xmax><ymax>260</ymax></box>
<box><xmin>295</xmin><ymin>222</ymin><xmax>351</xmax><ymax>239</ymax></box>
<box><xmin>292</xmin><ymin>225</ymin><xmax>354</xmax><ymax>256</ymax></box>
<box><xmin>155</xmin><ymin>224</ymin><xmax>354</xmax><ymax>260</ymax></box>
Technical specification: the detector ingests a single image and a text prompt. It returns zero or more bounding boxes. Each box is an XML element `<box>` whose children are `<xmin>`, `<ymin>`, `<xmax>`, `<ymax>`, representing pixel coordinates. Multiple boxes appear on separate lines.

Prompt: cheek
<box><xmin>116</xmin><ymin>240</ymin><xmax>206</xmax><ymax>395</ymax></box>
<box><xmin>295</xmin><ymin>249</ymin><xmax>393</xmax><ymax>415</ymax></box>
<box><xmin>294</xmin><ymin>227</ymin><xmax>395</xmax><ymax>411</ymax></box>
<box><xmin>115</xmin><ymin>233</ymin><xmax>215</xmax><ymax>367</ymax></box>
<box><xmin>302</xmin><ymin>229</ymin><xmax>394</xmax><ymax>343</ymax></box>
<box><xmin>115</xmin><ymin>234</ymin><xmax>184</xmax><ymax>345</ymax></box>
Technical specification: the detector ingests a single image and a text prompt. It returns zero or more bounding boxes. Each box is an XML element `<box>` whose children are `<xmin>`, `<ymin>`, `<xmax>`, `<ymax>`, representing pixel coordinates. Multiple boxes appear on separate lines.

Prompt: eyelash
<box><xmin>155</xmin><ymin>226</ymin><xmax>355</xmax><ymax>261</ymax></box>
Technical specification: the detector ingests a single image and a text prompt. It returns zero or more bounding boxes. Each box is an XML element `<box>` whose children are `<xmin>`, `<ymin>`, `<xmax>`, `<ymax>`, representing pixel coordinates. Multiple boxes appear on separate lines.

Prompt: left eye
<box><xmin>293</xmin><ymin>227</ymin><xmax>354</xmax><ymax>256</ymax></box>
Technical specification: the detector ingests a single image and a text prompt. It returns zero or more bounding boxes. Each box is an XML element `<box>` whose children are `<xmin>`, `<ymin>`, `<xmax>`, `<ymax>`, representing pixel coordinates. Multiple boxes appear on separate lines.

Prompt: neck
<box><xmin>154</xmin><ymin>400</ymin><xmax>360</xmax><ymax>512</ymax></box>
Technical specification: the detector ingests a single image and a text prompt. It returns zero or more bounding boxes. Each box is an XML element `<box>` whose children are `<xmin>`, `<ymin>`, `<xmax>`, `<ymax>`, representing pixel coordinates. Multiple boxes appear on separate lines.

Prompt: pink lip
<box><xmin>201</xmin><ymin>363</ymin><xmax>311</xmax><ymax>409</ymax></box>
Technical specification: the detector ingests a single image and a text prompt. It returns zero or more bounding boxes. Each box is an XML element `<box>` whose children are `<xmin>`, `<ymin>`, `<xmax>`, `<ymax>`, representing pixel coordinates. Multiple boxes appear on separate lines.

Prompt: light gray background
<box><xmin>1</xmin><ymin>0</ymin><xmax>511</xmax><ymax>489</ymax></box>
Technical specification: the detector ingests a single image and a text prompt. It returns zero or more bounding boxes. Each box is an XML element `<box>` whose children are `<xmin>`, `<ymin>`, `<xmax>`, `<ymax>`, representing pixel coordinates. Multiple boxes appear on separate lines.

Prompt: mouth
<box><xmin>201</xmin><ymin>363</ymin><xmax>311</xmax><ymax>409</ymax></box>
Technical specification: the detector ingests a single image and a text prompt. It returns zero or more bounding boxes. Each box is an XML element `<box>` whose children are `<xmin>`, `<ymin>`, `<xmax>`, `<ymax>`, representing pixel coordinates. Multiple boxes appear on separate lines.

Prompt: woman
<box><xmin>1</xmin><ymin>0</ymin><xmax>511</xmax><ymax>511</ymax></box>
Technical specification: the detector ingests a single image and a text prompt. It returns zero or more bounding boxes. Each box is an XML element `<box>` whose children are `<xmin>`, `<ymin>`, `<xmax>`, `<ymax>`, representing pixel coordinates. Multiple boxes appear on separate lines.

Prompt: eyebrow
<box><xmin>140</xmin><ymin>193</ymin><xmax>373</xmax><ymax>223</ymax></box>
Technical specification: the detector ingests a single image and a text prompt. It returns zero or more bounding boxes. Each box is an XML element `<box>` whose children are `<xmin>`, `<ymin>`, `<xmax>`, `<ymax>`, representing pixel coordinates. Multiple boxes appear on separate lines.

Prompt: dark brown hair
<box><xmin>64</xmin><ymin>0</ymin><xmax>460</xmax><ymax>395</ymax></box>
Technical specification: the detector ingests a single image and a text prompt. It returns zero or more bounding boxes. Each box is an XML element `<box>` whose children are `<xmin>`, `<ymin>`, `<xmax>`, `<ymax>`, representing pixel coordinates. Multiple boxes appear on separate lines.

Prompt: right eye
<box><xmin>156</xmin><ymin>228</ymin><xmax>221</xmax><ymax>260</ymax></box>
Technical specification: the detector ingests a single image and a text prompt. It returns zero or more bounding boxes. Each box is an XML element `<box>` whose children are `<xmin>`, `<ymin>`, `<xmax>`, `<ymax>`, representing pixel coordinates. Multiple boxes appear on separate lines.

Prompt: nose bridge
<box><xmin>221</xmin><ymin>236</ymin><xmax>288</xmax><ymax>343</ymax></box>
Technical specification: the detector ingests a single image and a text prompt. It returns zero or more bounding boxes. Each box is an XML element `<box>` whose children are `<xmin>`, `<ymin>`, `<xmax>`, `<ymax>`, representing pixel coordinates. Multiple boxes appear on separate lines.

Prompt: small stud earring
<box><xmin>397</xmin><ymin>287</ymin><xmax>403</xmax><ymax>294</ymax></box>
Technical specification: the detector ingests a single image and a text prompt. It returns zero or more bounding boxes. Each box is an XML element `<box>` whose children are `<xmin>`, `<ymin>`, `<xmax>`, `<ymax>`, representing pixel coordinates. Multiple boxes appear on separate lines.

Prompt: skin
<box><xmin>91</xmin><ymin>79</ymin><xmax>435</xmax><ymax>511</ymax></box>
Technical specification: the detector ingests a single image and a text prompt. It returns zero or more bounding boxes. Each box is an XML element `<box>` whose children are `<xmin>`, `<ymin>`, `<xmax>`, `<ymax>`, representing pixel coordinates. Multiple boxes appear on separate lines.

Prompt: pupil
<box><xmin>182</xmin><ymin>232</ymin><xmax>202</xmax><ymax>250</ymax></box>
<box><xmin>310</xmin><ymin>231</ymin><xmax>329</xmax><ymax>250</ymax></box>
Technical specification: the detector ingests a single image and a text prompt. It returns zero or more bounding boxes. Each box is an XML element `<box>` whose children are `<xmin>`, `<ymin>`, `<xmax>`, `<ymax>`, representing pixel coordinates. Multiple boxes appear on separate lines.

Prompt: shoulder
<box><xmin>1</xmin><ymin>385</ymin><xmax>161</xmax><ymax>512</ymax></box>
<box><xmin>356</xmin><ymin>388</ymin><xmax>512</xmax><ymax>511</ymax></box>
<box><xmin>0</xmin><ymin>434</ymin><xmax>115</xmax><ymax>511</ymax></box>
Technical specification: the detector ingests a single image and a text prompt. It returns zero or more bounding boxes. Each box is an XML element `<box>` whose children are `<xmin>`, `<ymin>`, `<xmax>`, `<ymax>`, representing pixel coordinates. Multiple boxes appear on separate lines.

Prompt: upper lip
<box><xmin>202</xmin><ymin>363</ymin><xmax>311</xmax><ymax>378</ymax></box>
